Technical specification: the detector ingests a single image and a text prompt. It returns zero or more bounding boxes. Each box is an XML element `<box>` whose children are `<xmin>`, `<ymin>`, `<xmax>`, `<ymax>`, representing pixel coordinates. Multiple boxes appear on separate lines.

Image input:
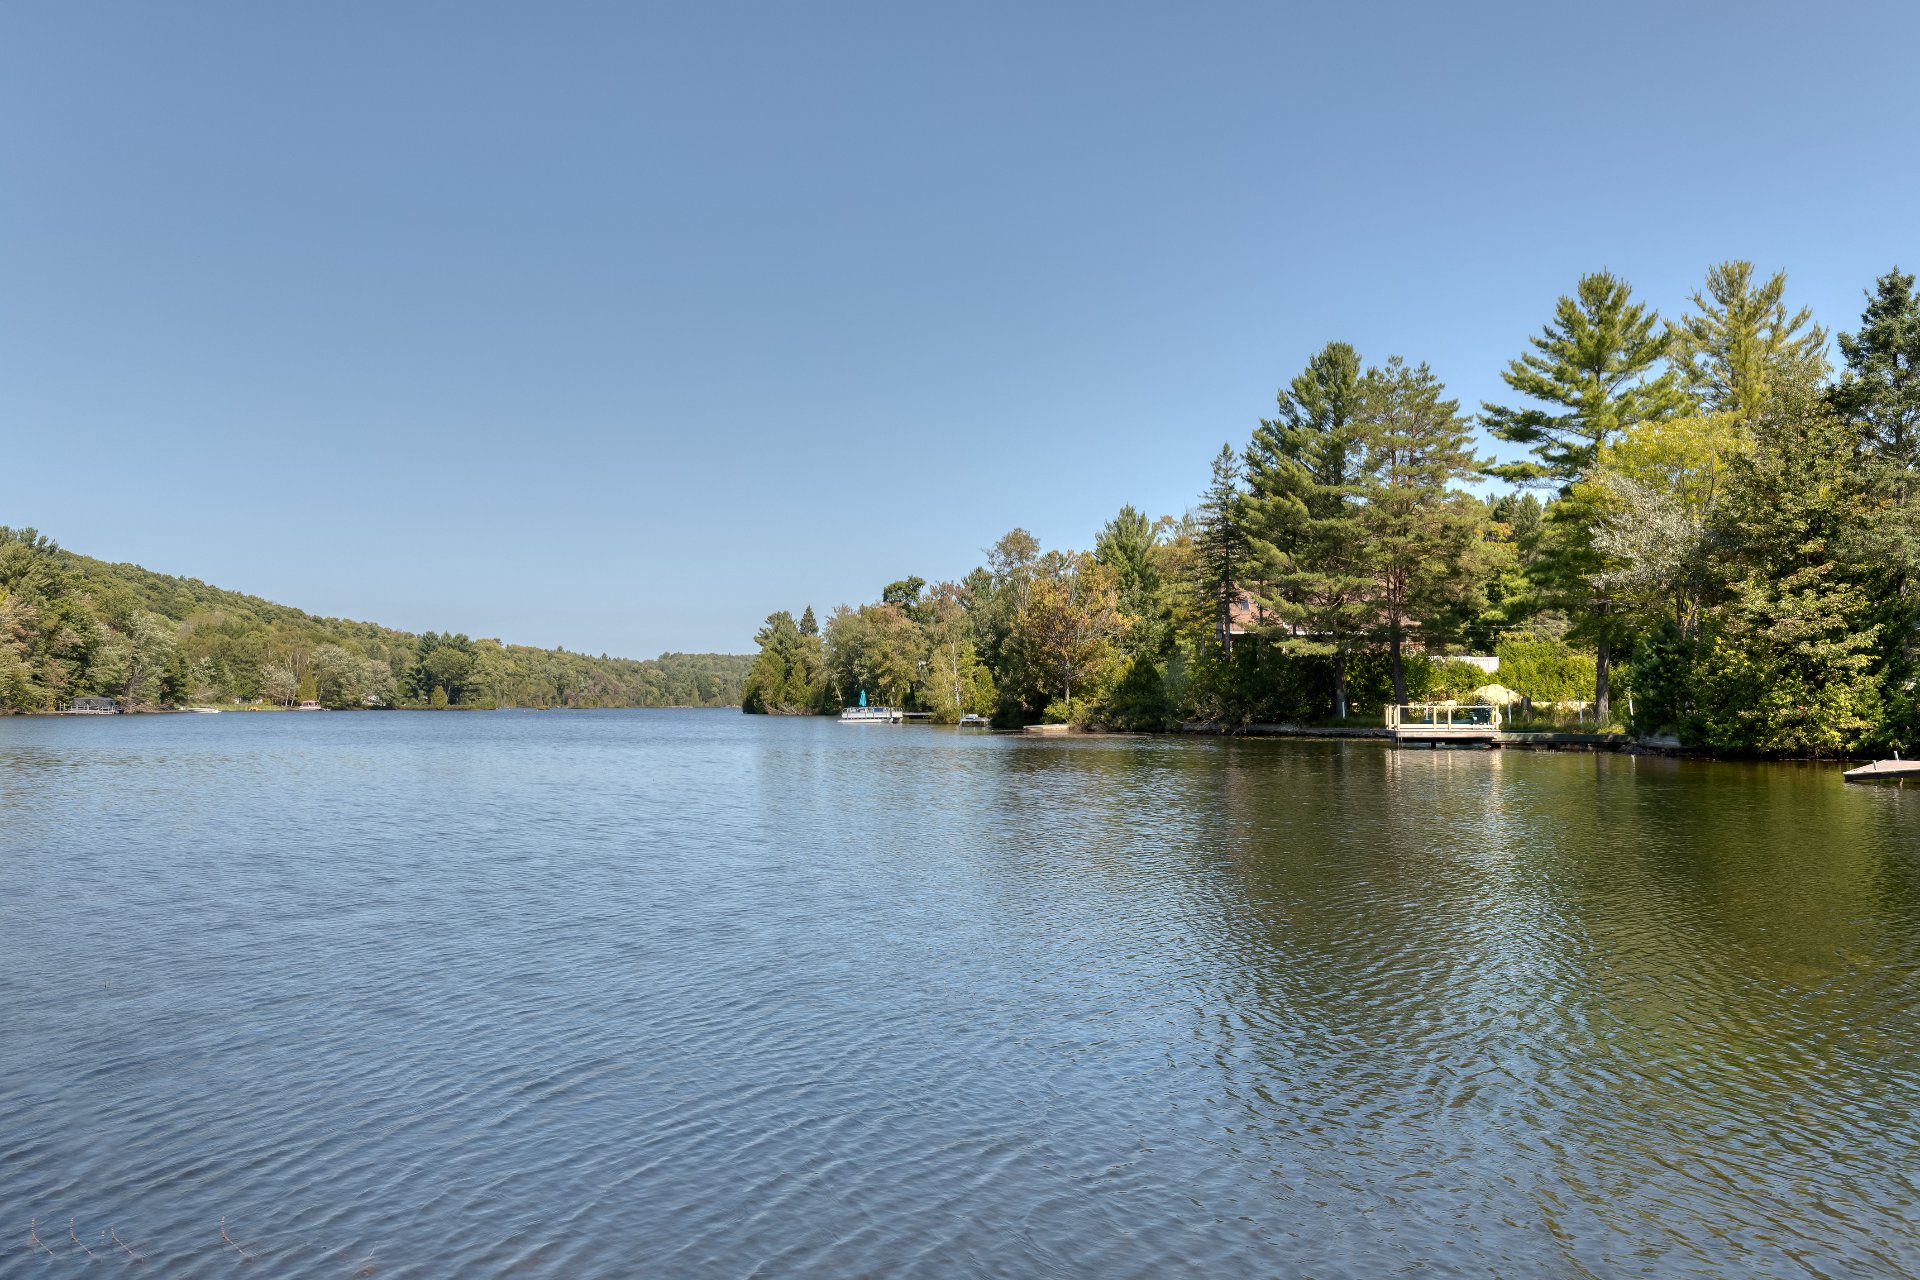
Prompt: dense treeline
<box><xmin>0</xmin><ymin>535</ymin><xmax>750</xmax><ymax>711</ymax></box>
<box><xmin>746</xmin><ymin>262</ymin><xmax>1920</xmax><ymax>757</ymax></box>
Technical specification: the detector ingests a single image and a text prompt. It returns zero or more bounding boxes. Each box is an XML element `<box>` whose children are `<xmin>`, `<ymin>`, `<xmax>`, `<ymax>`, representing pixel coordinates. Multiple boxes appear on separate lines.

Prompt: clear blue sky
<box><xmin>4</xmin><ymin>2</ymin><xmax>1915</xmax><ymax>656</ymax></box>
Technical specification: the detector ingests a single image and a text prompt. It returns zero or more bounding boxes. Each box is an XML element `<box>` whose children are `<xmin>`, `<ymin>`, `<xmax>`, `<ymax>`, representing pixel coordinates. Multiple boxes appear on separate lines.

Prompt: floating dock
<box><xmin>839</xmin><ymin>707</ymin><xmax>935</xmax><ymax>724</ymax></box>
<box><xmin>1843</xmin><ymin>758</ymin><xmax>1920</xmax><ymax>782</ymax></box>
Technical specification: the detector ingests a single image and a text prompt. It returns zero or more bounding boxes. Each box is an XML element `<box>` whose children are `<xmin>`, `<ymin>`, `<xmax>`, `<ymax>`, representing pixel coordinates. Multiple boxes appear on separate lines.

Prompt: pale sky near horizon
<box><xmin>4</xmin><ymin>2</ymin><xmax>1917</xmax><ymax>656</ymax></box>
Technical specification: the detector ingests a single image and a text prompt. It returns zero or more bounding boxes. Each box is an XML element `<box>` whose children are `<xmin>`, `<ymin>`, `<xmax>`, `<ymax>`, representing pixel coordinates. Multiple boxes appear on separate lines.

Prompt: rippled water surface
<box><xmin>4</xmin><ymin>711</ymin><xmax>1919</xmax><ymax>1277</ymax></box>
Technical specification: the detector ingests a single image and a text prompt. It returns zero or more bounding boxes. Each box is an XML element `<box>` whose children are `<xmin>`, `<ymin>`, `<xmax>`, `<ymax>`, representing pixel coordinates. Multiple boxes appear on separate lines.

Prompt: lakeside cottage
<box><xmin>1224</xmin><ymin>594</ymin><xmax>1497</xmax><ymax>671</ymax></box>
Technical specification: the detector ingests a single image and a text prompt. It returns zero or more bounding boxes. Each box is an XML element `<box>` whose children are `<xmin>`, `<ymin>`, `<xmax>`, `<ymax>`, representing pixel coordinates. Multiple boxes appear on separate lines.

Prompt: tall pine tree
<box><xmin>1355</xmin><ymin>358</ymin><xmax>1486</xmax><ymax>706</ymax></box>
<box><xmin>1095</xmin><ymin>504</ymin><xmax>1171</xmax><ymax>659</ymax></box>
<box><xmin>1483</xmin><ymin>270</ymin><xmax>1681</xmax><ymax>722</ymax></box>
<box><xmin>1667</xmin><ymin>261</ymin><xmax>1827</xmax><ymax>423</ymax></box>
<box><xmin>1833</xmin><ymin>267</ymin><xmax>1920</xmax><ymax>712</ymax></box>
<box><xmin>1483</xmin><ymin>271</ymin><xmax>1684</xmax><ymax>485</ymax></box>
<box><xmin>1194</xmin><ymin>445</ymin><xmax>1249</xmax><ymax>656</ymax></box>
<box><xmin>1244</xmin><ymin>341</ymin><xmax>1373</xmax><ymax>716</ymax></box>
<box><xmin>1835</xmin><ymin>267</ymin><xmax>1920</xmax><ymax>514</ymax></box>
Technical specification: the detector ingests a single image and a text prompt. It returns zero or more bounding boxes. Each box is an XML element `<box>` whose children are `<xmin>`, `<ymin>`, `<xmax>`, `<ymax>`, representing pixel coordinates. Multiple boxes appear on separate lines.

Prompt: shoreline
<box><xmin>4</xmin><ymin>703</ymin><xmax>743</xmax><ymax>718</ymax></box>
<box><xmin>12</xmin><ymin>706</ymin><xmax>1879</xmax><ymax>765</ymax></box>
<box><xmin>1172</xmin><ymin>720</ymin><xmax>1651</xmax><ymax>754</ymax></box>
<box><xmin>762</xmin><ymin>710</ymin><xmax>1882</xmax><ymax>763</ymax></box>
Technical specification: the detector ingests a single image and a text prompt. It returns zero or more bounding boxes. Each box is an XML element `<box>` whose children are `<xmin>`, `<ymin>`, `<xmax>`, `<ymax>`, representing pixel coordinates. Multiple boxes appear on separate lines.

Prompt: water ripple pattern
<box><xmin>3</xmin><ymin>712</ymin><xmax>1918</xmax><ymax>1276</ymax></box>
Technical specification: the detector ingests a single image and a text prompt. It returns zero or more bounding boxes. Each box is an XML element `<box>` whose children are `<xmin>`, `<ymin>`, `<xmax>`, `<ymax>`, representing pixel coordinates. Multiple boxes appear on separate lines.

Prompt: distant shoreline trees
<box><xmin>0</xmin><ymin>534</ymin><xmax>749</xmax><ymax>713</ymax></box>
<box><xmin>746</xmin><ymin>261</ymin><xmax>1920</xmax><ymax>757</ymax></box>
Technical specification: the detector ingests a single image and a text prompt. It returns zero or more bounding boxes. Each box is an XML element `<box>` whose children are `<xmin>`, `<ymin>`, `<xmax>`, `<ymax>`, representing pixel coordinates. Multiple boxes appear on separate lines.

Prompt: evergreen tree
<box><xmin>1685</xmin><ymin>386</ymin><xmax>1887</xmax><ymax>754</ymax></box>
<box><xmin>1668</xmin><ymin>261</ymin><xmax>1827</xmax><ymax>423</ymax></box>
<box><xmin>798</xmin><ymin>605</ymin><xmax>819</xmax><ymax>636</ymax></box>
<box><xmin>1353</xmin><ymin>358</ymin><xmax>1486</xmax><ymax>706</ymax></box>
<box><xmin>1833</xmin><ymin>269</ymin><xmax>1920</xmax><ymax>602</ymax></box>
<box><xmin>742</xmin><ymin>610</ymin><xmax>802</xmax><ymax>713</ymax></box>
<box><xmin>1194</xmin><ymin>445</ymin><xmax>1249</xmax><ymax>656</ymax></box>
<box><xmin>1243</xmin><ymin>342</ymin><xmax>1372</xmax><ymax>716</ymax></box>
<box><xmin>1094</xmin><ymin>505</ymin><xmax>1161</xmax><ymax>607</ymax></box>
<box><xmin>1483</xmin><ymin>271</ymin><xmax>1684</xmax><ymax>486</ymax></box>
<box><xmin>1095</xmin><ymin>505</ymin><xmax>1172</xmax><ymax>659</ymax></box>
<box><xmin>1835</xmin><ymin>267</ymin><xmax>1920</xmax><ymax>469</ymax></box>
<box><xmin>1498</xmin><ymin>491</ymin><xmax>1545</xmax><ymax>548</ymax></box>
<box><xmin>1247</xmin><ymin>341</ymin><xmax>1364</xmax><ymax>515</ymax></box>
<box><xmin>1482</xmin><ymin>271</ymin><xmax>1682</xmax><ymax>721</ymax></box>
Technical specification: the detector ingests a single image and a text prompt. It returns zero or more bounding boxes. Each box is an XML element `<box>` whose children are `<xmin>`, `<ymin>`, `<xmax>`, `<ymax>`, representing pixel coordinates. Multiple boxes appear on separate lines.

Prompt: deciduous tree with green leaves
<box><xmin>824</xmin><ymin>600</ymin><xmax>925</xmax><ymax>709</ymax></box>
<box><xmin>1010</xmin><ymin>552</ymin><xmax>1124</xmax><ymax>719</ymax></box>
<box><xmin>1588</xmin><ymin>413</ymin><xmax>1748</xmax><ymax>638</ymax></box>
<box><xmin>921</xmin><ymin>632</ymin><xmax>996</xmax><ymax>722</ymax></box>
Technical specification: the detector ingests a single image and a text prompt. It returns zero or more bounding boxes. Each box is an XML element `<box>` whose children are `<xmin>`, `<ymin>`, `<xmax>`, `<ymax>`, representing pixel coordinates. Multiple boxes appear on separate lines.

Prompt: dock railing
<box><xmin>1385</xmin><ymin>702</ymin><xmax>1502</xmax><ymax>733</ymax></box>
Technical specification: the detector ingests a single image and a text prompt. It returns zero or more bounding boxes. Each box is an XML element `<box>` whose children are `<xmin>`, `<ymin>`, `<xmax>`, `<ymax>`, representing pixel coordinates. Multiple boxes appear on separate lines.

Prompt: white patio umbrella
<box><xmin>1469</xmin><ymin>683</ymin><xmax>1523</xmax><ymax>707</ymax></box>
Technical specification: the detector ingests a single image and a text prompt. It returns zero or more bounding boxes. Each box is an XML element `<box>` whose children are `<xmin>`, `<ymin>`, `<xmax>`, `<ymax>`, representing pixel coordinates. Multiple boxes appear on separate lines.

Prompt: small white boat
<box><xmin>296</xmin><ymin>700</ymin><xmax>325</xmax><ymax>711</ymax></box>
<box><xmin>840</xmin><ymin>706</ymin><xmax>897</xmax><ymax>723</ymax></box>
<box><xmin>959</xmin><ymin>713</ymin><xmax>990</xmax><ymax>728</ymax></box>
<box><xmin>186</xmin><ymin>707</ymin><xmax>222</xmax><ymax>714</ymax></box>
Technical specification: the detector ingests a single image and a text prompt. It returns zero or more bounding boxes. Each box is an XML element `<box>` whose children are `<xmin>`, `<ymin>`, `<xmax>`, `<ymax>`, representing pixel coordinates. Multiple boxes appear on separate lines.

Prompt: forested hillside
<box><xmin>747</xmin><ymin>261</ymin><xmax>1920</xmax><ymax>758</ymax></box>
<box><xmin>0</xmin><ymin>533</ymin><xmax>749</xmax><ymax>711</ymax></box>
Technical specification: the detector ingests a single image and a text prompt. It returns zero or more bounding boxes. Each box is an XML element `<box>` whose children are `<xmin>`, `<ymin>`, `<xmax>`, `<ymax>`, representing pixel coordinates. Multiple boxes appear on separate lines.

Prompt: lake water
<box><xmin>3</xmin><ymin>710</ymin><xmax>1918</xmax><ymax>1277</ymax></box>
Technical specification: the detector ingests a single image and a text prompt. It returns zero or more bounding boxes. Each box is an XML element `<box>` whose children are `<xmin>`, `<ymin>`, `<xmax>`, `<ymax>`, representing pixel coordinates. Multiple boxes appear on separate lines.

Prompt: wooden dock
<box><xmin>1844</xmin><ymin>758</ymin><xmax>1920</xmax><ymax>782</ymax></box>
<box><xmin>1386</xmin><ymin>702</ymin><xmax>1502</xmax><ymax>747</ymax></box>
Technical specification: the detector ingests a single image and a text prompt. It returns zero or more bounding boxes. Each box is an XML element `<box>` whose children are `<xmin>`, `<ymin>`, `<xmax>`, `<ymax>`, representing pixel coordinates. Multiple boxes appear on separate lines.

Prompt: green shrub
<box><xmin>1098</xmin><ymin>654</ymin><xmax>1175</xmax><ymax>731</ymax></box>
<box><xmin>1496</xmin><ymin>639</ymin><xmax>1594</xmax><ymax>702</ymax></box>
<box><xmin>1345</xmin><ymin>648</ymin><xmax>1436</xmax><ymax>713</ymax></box>
<box><xmin>1428</xmin><ymin>657</ymin><xmax>1495</xmax><ymax>701</ymax></box>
